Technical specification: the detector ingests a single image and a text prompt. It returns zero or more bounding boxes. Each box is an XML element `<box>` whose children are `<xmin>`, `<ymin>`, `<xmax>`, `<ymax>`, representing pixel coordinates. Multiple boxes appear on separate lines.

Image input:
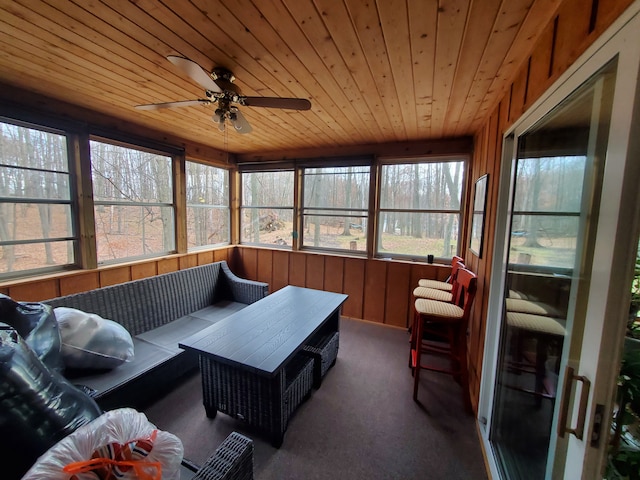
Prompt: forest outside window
<box><xmin>302</xmin><ymin>166</ymin><xmax>370</xmax><ymax>253</ymax></box>
<box><xmin>0</xmin><ymin>120</ymin><xmax>76</xmax><ymax>278</ymax></box>
<box><xmin>240</xmin><ymin>170</ymin><xmax>293</xmax><ymax>247</ymax></box>
<box><xmin>508</xmin><ymin>155</ymin><xmax>585</xmax><ymax>270</ymax></box>
<box><xmin>377</xmin><ymin>160</ymin><xmax>464</xmax><ymax>260</ymax></box>
<box><xmin>90</xmin><ymin>139</ymin><xmax>175</xmax><ymax>263</ymax></box>
<box><xmin>186</xmin><ymin>161</ymin><xmax>229</xmax><ymax>249</ymax></box>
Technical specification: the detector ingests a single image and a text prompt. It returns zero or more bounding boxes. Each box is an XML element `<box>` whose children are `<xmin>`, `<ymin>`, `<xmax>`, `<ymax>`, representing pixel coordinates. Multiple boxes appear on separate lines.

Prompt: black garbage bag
<box><xmin>0</xmin><ymin>293</ymin><xmax>63</xmax><ymax>372</ymax></box>
<box><xmin>0</xmin><ymin>323</ymin><xmax>102</xmax><ymax>479</ymax></box>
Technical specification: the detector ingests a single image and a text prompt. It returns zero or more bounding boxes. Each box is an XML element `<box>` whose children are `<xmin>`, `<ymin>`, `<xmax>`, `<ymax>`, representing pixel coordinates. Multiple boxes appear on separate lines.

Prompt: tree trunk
<box><xmin>342</xmin><ymin>167</ymin><xmax>352</xmax><ymax>236</ymax></box>
<box><xmin>251</xmin><ymin>173</ymin><xmax>260</xmax><ymax>242</ymax></box>
<box><xmin>314</xmin><ymin>174</ymin><xmax>322</xmax><ymax>246</ymax></box>
<box><xmin>523</xmin><ymin>158</ymin><xmax>543</xmax><ymax>248</ymax></box>
<box><xmin>441</xmin><ymin>163</ymin><xmax>461</xmax><ymax>256</ymax></box>
<box><xmin>411</xmin><ymin>163</ymin><xmax>421</xmax><ymax>238</ymax></box>
<box><xmin>0</xmin><ymin>204</ymin><xmax>16</xmax><ymax>271</ymax></box>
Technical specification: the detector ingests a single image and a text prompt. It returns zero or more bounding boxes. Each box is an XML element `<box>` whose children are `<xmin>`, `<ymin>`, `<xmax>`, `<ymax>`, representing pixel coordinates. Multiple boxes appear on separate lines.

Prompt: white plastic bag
<box><xmin>54</xmin><ymin>307</ymin><xmax>135</xmax><ymax>370</ymax></box>
<box><xmin>22</xmin><ymin>408</ymin><xmax>183</xmax><ymax>480</ymax></box>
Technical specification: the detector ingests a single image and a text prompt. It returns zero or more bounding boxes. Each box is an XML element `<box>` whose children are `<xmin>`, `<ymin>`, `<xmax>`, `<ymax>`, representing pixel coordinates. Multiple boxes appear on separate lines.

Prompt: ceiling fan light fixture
<box><xmin>212</xmin><ymin>108</ymin><xmax>224</xmax><ymax>123</ymax></box>
<box><xmin>229</xmin><ymin>108</ymin><xmax>252</xmax><ymax>134</ymax></box>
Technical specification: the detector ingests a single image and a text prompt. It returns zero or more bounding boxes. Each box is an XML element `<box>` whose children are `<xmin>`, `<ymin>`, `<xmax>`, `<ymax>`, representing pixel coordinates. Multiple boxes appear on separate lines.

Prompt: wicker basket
<box><xmin>199</xmin><ymin>352</ymin><xmax>314</xmax><ymax>447</ymax></box>
<box><xmin>302</xmin><ymin>331</ymin><xmax>339</xmax><ymax>388</ymax></box>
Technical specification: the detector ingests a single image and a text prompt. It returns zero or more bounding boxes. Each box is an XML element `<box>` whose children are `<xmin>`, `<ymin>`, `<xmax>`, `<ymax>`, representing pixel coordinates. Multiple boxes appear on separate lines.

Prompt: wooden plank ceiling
<box><xmin>0</xmin><ymin>0</ymin><xmax>560</xmax><ymax>160</ymax></box>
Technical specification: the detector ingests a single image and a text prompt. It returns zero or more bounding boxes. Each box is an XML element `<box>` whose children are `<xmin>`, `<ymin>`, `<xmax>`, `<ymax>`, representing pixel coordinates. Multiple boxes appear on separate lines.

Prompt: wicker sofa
<box><xmin>43</xmin><ymin>261</ymin><xmax>269</xmax><ymax>411</ymax></box>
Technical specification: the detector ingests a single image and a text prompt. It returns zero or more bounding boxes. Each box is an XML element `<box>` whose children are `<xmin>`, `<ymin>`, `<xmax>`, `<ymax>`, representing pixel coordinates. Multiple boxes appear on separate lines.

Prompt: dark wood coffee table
<box><xmin>179</xmin><ymin>285</ymin><xmax>348</xmax><ymax>446</ymax></box>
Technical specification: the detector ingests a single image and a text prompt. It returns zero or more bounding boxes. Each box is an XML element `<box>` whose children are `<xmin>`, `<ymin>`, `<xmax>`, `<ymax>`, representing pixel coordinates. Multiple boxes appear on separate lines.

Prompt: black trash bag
<box><xmin>0</xmin><ymin>323</ymin><xmax>102</xmax><ymax>480</ymax></box>
<box><xmin>0</xmin><ymin>293</ymin><xmax>64</xmax><ymax>372</ymax></box>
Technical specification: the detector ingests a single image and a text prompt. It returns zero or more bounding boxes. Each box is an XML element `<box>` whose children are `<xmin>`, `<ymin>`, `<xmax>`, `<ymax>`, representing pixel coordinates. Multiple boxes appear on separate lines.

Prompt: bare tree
<box><xmin>522</xmin><ymin>157</ymin><xmax>543</xmax><ymax>248</ymax></box>
<box><xmin>441</xmin><ymin>162</ymin><xmax>461</xmax><ymax>256</ymax></box>
<box><xmin>342</xmin><ymin>167</ymin><xmax>352</xmax><ymax>236</ymax></box>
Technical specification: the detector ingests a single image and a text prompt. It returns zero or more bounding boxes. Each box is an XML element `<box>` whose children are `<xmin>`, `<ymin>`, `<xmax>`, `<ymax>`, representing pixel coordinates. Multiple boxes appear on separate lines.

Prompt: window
<box><xmin>302</xmin><ymin>166</ymin><xmax>370</xmax><ymax>252</ymax></box>
<box><xmin>90</xmin><ymin>139</ymin><xmax>175</xmax><ymax>263</ymax></box>
<box><xmin>0</xmin><ymin>120</ymin><xmax>76</xmax><ymax>277</ymax></box>
<box><xmin>508</xmin><ymin>155</ymin><xmax>585</xmax><ymax>269</ymax></box>
<box><xmin>241</xmin><ymin>170</ymin><xmax>293</xmax><ymax>247</ymax></box>
<box><xmin>378</xmin><ymin>160</ymin><xmax>464</xmax><ymax>260</ymax></box>
<box><xmin>186</xmin><ymin>161</ymin><xmax>229</xmax><ymax>249</ymax></box>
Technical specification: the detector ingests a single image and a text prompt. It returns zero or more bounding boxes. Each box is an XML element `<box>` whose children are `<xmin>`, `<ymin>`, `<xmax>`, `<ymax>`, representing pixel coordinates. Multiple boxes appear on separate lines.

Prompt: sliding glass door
<box><xmin>478</xmin><ymin>5</ymin><xmax>640</xmax><ymax>479</ymax></box>
<box><xmin>491</xmin><ymin>59</ymin><xmax>616</xmax><ymax>479</ymax></box>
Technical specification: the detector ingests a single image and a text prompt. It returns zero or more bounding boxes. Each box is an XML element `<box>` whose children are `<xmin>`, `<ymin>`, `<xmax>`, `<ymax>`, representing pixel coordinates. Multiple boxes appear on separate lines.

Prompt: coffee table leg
<box><xmin>199</xmin><ymin>355</ymin><xmax>220</xmax><ymax>419</ymax></box>
<box><xmin>271</xmin><ymin>432</ymin><xmax>284</xmax><ymax>448</ymax></box>
<box><xmin>205</xmin><ymin>405</ymin><xmax>217</xmax><ymax>418</ymax></box>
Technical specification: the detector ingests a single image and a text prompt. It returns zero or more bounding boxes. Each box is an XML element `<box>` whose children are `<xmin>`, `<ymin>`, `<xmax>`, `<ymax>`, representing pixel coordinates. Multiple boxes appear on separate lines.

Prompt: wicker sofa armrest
<box><xmin>220</xmin><ymin>261</ymin><xmax>269</xmax><ymax>305</ymax></box>
<box><xmin>189</xmin><ymin>431</ymin><xmax>254</xmax><ymax>480</ymax></box>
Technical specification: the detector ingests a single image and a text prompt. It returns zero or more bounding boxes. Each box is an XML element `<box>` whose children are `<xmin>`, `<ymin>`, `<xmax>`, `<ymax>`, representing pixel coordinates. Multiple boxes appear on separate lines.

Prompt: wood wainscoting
<box><xmin>0</xmin><ymin>245</ymin><xmax>450</xmax><ymax>329</ymax></box>
<box><xmin>230</xmin><ymin>246</ymin><xmax>451</xmax><ymax>329</ymax></box>
<box><xmin>0</xmin><ymin>247</ymin><xmax>234</xmax><ymax>302</ymax></box>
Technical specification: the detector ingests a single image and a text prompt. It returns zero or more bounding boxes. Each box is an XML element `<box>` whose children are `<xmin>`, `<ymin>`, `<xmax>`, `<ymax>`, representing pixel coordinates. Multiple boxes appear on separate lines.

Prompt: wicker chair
<box><xmin>184</xmin><ymin>431</ymin><xmax>254</xmax><ymax>480</ymax></box>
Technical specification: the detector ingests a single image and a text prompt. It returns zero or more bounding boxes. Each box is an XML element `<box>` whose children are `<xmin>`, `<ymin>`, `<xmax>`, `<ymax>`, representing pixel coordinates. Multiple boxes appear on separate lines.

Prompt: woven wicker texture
<box><xmin>417</xmin><ymin>279</ymin><xmax>453</xmax><ymax>291</ymax></box>
<box><xmin>506</xmin><ymin>311</ymin><xmax>566</xmax><ymax>336</ymax></box>
<box><xmin>413</xmin><ymin>286</ymin><xmax>453</xmax><ymax>302</ymax></box>
<box><xmin>414</xmin><ymin>298</ymin><xmax>463</xmax><ymax>319</ymax></box>
<box><xmin>301</xmin><ymin>331</ymin><xmax>339</xmax><ymax>388</ymax></box>
<box><xmin>199</xmin><ymin>353</ymin><xmax>313</xmax><ymax>446</ymax></box>
<box><xmin>44</xmin><ymin>261</ymin><xmax>268</xmax><ymax>336</ymax></box>
<box><xmin>191</xmin><ymin>432</ymin><xmax>254</xmax><ymax>480</ymax></box>
<box><xmin>219</xmin><ymin>262</ymin><xmax>270</xmax><ymax>305</ymax></box>
<box><xmin>283</xmin><ymin>355</ymin><xmax>314</xmax><ymax>422</ymax></box>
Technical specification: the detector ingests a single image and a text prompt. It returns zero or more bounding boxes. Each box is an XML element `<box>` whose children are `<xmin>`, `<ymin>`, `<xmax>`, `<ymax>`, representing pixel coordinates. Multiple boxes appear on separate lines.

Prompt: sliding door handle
<box><xmin>558</xmin><ymin>365</ymin><xmax>591</xmax><ymax>440</ymax></box>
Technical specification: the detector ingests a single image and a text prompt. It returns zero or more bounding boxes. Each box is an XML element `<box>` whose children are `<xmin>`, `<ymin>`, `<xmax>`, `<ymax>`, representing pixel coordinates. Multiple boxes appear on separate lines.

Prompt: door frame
<box><xmin>477</xmin><ymin>3</ymin><xmax>640</xmax><ymax>478</ymax></box>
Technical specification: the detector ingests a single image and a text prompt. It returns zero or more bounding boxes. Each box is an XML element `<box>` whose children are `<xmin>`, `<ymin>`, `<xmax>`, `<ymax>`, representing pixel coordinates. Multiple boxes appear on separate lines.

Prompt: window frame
<box><xmin>375</xmin><ymin>156</ymin><xmax>467</xmax><ymax>262</ymax></box>
<box><xmin>0</xmin><ymin>108</ymin><xmax>475</xmax><ymax>282</ymax></box>
<box><xmin>185</xmin><ymin>159</ymin><xmax>231</xmax><ymax>250</ymax></box>
<box><xmin>0</xmin><ymin>118</ymin><xmax>79</xmax><ymax>280</ymax></box>
<box><xmin>300</xmin><ymin>163</ymin><xmax>371</xmax><ymax>255</ymax></box>
<box><xmin>239</xmin><ymin>169</ymin><xmax>295</xmax><ymax>249</ymax></box>
<box><xmin>89</xmin><ymin>136</ymin><xmax>177</xmax><ymax>265</ymax></box>
<box><xmin>507</xmin><ymin>154</ymin><xmax>586</xmax><ymax>272</ymax></box>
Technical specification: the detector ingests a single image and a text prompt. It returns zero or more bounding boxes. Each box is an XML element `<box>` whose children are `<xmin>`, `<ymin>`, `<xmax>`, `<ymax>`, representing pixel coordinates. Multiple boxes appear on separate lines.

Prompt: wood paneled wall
<box><xmin>0</xmin><ymin>0</ymin><xmax>634</xmax><ymax>418</ymax></box>
<box><xmin>231</xmin><ymin>246</ymin><xmax>451</xmax><ymax>328</ymax></box>
<box><xmin>0</xmin><ymin>248</ymin><xmax>233</xmax><ymax>302</ymax></box>
<box><xmin>463</xmin><ymin>0</ymin><xmax>635</xmax><ymax>412</ymax></box>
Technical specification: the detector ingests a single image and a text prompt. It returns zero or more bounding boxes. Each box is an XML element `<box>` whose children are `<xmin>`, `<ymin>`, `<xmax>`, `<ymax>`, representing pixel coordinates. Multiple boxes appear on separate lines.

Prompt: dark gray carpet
<box><xmin>143</xmin><ymin>317</ymin><xmax>488</xmax><ymax>479</ymax></box>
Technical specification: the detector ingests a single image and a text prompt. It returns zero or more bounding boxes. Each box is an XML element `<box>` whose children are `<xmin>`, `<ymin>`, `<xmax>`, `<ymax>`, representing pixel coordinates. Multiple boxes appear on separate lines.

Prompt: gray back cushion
<box><xmin>45</xmin><ymin>263</ymin><xmax>223</xmax><ymax>335</ymax></box>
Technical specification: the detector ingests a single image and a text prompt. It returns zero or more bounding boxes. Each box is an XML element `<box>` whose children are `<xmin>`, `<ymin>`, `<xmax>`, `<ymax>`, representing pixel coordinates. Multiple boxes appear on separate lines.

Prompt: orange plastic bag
<box><xmin>63</xmin><ymin>430</ymin><xmax>162</xmax><ymax>480</ymax></box>
<box><xmin>64</xmin><ymin>458</ymin><xmax>162</xmax><ymax>480</ymax></box>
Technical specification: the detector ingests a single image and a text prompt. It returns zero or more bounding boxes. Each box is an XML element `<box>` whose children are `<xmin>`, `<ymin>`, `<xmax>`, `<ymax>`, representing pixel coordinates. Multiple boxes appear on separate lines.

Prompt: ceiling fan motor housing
<box><xmin>211</xmin><ymin>67</ymin><xmax>238</xmax><ymax>89</ymax></box>
<box><xmin>135</xmin><ymin>56</ymin><xmax>310</xmax><ymax>133</ymax></box>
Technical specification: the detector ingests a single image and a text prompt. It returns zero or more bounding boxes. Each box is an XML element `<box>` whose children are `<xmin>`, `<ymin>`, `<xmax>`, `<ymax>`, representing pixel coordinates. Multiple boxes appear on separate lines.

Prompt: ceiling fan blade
<box><xmin>242</xmin><ymin>97</ymin><xmax>311</xmax><ymax>110</ymax></box>
<box><xmin>230</xmin><ymin>109</ymin><xmax>253</xmax><ymax>134</ymax></box>
<box><xmin>167</xmin><ymin>55</ymin><xmax>222</xmax><ymax>93</ymax></box>
<box><xmin>135</xmin><ymin>99</ymin><xmax>210</xmax><ymax>110</ymax></box>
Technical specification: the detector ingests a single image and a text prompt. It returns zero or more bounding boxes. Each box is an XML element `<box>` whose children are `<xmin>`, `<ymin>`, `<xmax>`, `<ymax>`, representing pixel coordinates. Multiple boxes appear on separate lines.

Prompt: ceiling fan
<box><xmin>135</xmin><ymin>55</ymin><xmax>312</xmax><ymax>134</ymax></box>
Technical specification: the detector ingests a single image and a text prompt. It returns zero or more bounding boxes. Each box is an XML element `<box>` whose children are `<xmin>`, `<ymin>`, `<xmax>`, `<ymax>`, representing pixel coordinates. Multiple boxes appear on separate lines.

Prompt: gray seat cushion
<box><xmin>137</xmin><ymin>301</ymin><xmax>247</xmax><ymax>353</ymax></box>
<box><xmin>137</xmin><ymin>316</ymin><xmax>215</xmax><ymax>353</ymax></box>
<box><xmin>189</xmin><ymin>301</ymin><xmax>247</xmax><ymax>322</ymax></box>
<box><xmin>67</xmin><ymin>338</ymin><xmax>177</xmax><ymax>397</ymax></box>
